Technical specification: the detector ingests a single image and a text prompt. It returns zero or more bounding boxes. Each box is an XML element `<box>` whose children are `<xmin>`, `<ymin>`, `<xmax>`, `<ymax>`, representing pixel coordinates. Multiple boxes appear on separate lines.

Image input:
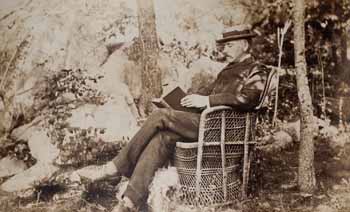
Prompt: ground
<box><xmin>0</xmin><ymin>136</ymin><xmax>350</xmax><ymax>212</ymax></box>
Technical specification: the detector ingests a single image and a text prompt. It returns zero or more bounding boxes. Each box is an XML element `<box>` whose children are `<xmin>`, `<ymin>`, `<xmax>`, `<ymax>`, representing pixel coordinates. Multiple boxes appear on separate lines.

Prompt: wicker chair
<box><xmin>174</xmin><ymin>68</ymin><xmax>277</xmax><ymax>206</ymax></box>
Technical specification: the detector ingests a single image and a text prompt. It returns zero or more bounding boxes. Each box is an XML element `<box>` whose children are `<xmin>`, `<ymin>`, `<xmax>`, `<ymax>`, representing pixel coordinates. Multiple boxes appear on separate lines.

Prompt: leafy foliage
<box><xmin>0</xmin><ymin>137</ymin><xmax>36</xmax><ymax>166</ymax></box>
<box><xmin>249</xmin><ymin>0</ymin><xmax>350</xmax><ymax>121</ymax></box>
<box><xmin>31</xmin><ymin>69</ymin><xmax>122</xmax><ymax>166</ymax></box>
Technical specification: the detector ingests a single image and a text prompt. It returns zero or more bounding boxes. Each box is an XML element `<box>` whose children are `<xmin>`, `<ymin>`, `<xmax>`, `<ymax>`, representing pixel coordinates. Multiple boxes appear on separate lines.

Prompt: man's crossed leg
<box><xmin>77</xmin><ymin>109</ymin><xmax>200</xmax><ymax>211</ymax></box>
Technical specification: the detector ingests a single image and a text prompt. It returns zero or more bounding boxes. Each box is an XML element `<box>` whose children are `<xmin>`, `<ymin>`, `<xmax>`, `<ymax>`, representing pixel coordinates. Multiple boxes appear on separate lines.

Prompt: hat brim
<box><xmin>216</xmin><ymin>32</ymin><xmax>256</xmax><ymax>44</ymax></box>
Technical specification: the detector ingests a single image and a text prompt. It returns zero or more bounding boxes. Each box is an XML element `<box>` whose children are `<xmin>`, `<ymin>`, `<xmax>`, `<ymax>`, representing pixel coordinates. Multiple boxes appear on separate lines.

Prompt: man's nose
<box><xmin>216</xmin><ymin>44</ymin><xmax>224</xmax><ymax>52</ymax></box>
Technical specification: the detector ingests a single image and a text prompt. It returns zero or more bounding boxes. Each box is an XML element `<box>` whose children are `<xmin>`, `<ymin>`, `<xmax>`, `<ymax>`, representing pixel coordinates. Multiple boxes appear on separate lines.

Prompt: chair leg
<box><xmin>242</xmin><ymin>146</ymin><xmax>249</xmax><ymax>199</ymax></box>
<box><xmin>242</xmin><ymin>113</ymin><xmax>251</xmax><ymax>199</ymax></box>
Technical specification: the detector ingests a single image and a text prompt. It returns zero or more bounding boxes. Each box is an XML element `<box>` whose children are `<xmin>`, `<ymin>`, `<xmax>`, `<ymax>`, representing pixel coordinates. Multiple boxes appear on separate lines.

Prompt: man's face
<box><xmin>218</xmin><ymin>40</ymin><xmax>247</xmax><ymax>61</ymax></box>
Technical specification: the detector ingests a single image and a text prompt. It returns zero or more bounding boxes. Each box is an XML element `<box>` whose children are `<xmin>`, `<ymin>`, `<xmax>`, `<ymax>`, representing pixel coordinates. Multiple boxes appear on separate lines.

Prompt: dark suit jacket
<box><xmin>208</xmin><ymin>56</ymin><xmax>268</xmax><ymax>111</ymax></box>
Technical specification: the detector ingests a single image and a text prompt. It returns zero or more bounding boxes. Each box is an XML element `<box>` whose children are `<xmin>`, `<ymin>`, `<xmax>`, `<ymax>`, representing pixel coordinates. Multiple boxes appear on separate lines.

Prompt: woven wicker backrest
<box><xmin>255</xmin><ymin>67</ymin><xmax>278</xmax><ymax>110</ymax></box>
<box><xmin>203</xmin><ymin>109</ymin><xmax>257</xmax><ymax>143</ymax></box>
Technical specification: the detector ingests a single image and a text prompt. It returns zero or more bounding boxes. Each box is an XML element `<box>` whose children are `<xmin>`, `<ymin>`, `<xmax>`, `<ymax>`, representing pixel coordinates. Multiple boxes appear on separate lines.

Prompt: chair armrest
<box><xmin>200</xmin><ymin>106</ymin><xmax>233</xmax><ymax>120</ymax></box>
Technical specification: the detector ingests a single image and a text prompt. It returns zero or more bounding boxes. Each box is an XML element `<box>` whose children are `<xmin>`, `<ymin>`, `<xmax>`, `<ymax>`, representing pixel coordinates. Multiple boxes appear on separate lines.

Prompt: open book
<box><xmin>152</xmin><ymin>86</ymin><xmax>201</xmax><ymax>113</ymax></box>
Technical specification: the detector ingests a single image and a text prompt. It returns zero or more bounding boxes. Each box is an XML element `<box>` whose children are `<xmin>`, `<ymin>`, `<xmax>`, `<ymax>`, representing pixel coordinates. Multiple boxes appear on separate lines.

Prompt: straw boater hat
<box><xmin>216</xmin><ymin>24</ymin><xmax>256</xmax><ymax>45</ymax></box>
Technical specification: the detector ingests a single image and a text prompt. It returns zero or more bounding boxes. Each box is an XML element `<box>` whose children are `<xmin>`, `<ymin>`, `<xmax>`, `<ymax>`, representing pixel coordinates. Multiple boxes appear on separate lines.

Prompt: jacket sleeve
<box><xmin>196</xmin><ymin>80</ymin><xmax>216</xmax><ymax>95</ymax></box>
<box><xmin>208</xmin><ymin>67</ymin><xmax>267</xmax><ymax>110</ymax></box>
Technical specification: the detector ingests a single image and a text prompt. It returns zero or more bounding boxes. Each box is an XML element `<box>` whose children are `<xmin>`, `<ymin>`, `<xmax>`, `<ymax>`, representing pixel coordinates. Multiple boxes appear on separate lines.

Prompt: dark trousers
<box><xmin>112</xmin><ymin>108</ymin><xmax>201</xmax><ymax>206</ymax></box>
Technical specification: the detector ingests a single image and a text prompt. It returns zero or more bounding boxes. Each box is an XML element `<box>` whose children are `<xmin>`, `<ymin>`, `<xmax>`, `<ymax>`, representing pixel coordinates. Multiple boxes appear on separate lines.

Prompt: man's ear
<box><xmin>243</xmin><ymin>40</ymin><xmax>249</xmax><ymax>52</ymax></box>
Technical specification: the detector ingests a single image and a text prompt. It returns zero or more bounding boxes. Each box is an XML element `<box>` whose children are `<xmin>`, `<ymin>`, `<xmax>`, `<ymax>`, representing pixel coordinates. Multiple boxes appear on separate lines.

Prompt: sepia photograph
<box><xmin>0</xmin><ymin>0</ymin><xmax>349</xmax><ymax>211</ymax></box>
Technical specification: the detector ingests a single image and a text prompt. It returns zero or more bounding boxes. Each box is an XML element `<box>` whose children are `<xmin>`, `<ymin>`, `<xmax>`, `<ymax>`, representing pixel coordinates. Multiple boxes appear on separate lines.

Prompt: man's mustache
<box><xmin>212</xmin><ymin>51</ymin><xmax>229</xmax><ymax>62</ymax></box>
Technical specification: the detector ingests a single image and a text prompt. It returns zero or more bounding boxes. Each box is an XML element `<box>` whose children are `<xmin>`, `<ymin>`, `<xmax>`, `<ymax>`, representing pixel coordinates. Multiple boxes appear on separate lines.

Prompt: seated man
<box><xmin>77</xmin><ymin>25</ymin><xmax>267</xmax><ymax>212</ymax></box>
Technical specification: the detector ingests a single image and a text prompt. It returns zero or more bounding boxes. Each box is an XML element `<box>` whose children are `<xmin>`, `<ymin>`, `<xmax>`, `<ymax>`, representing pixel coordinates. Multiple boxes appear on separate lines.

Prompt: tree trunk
<box><xmin>341</xmin><ymin>29</ymin><xmax>347</xmax><ymax>63</ymax></box>
<box><xmin>136</xmin><ymin>0</ymin><xmax>162</xmax><ymax>116</ymax></box>
<box><xmin>293</xmin><ymin>0</ymin><xmax>316</xmax><ymax>193</ymax></box>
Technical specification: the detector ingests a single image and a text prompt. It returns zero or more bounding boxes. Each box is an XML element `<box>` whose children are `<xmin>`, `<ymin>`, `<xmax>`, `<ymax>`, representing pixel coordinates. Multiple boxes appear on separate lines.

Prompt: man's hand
<box><xmin>181</xmin><ymin>94</ymin><xmax>209</xmax><ymax>108</ymax></box>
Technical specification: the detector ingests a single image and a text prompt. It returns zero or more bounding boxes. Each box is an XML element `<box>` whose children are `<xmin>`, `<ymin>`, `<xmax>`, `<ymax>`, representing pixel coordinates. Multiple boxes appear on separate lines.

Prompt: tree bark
<box><xmin>136</xmin><ymin>0</ymin><xmax>162</xmax><ymax>116</ymax></box>
<box><xmin>340</xmin><ymin>29</ymin><xmax>347</xmax><ymax>63</ymax></box>
<box><xmin>293</xmin><ymin>0</ymin><xmax>316</xmax><ymax>193</ymax></box>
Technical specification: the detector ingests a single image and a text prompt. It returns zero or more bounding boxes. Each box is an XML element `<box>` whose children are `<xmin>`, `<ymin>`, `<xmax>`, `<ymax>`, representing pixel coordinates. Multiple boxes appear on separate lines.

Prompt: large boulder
<box><xmin>66</xmin><ymin>47</ymin><xmax>140</xmax><ymax>142</ymax></box>
<box><xmin>0</xmin><ymin>162</ymin><xmax>58</xmax><ymax>192</ymax></box>
<box><xmin>27</xmin><ymin>129</ymin><xmax>60</xmax><ymax>163</ymax></box>
<box><xmin>0</xmin><ymin>0</ymin><xmax>139</xmax><ymax>123</ymax></box>
<box><xmin>148</xmin><ymin>167</ymin><xmax>182</xmax><ymax>212</ymax></box>
<box><xmin>159</xmin><ymin>54</ymin><xmax>226</xmax><ymax>94</ymax></box>
<box><xmin>315</xmin><ymin>205</ymin><xmax>336</xmax><ymax>212</ymax></box>
<box><xmin>0</xmin><ymin>156</ymin><xmax>27</xmax><ymax>178</ymax></box>
<box><xmin>0</xmin><ymin>97</ymin><xmax>14</xmax><ymax>135</ymax></box>
<box><xmin>155</xmin><ymin>0</ymin><xmax>249</xmax><ymax>45</ymax></box>
<box><xmin>67</xmin><ymin>100</ymin><xmax>139</xmax><ymax>142</ymax></box>
<box><xmin>11</xmin><ymin>124</ymin><xmax>59</xmax><ymax>164</ymax></box>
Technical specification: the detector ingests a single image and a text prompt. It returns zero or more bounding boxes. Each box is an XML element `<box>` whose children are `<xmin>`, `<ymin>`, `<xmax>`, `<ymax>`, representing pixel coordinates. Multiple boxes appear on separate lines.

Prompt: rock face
<box><xmin>27</xmin><ymin>129</ymin><xmax>60</xmax><ymax>163</ymax></box>
<box><xmin>148</xmin><ymin>167</ymin><xmax>180</xmax><ymax>212</ymax></box>
<box><xmin>2</xmin><ymin>124</ymin><xmax>60</xmax><ymax>192</ymax></box>
<box><xmin>315</xmin><ymin>205</ymin><xmax>336</xmax><ymax>212</ymax></box>
<box><xmin>0</xmin><ymin>0</ymin><xmax>139</xmax><ymax>127</ymax></box>
<box><xmin>11</xmin><ymin>124</ymin><xmax>59</xmax><ymax>164</ymax></box>
<box><xmin>0</xmin><ymin>163</ymin><xmax>58</xmax><ymax>192</ymax></box>
<box><xmin>67</xmin><ymin>101</ymin><xmax>139</xmax><ymax>142</ymax></box>
<box><xmin>0</xmin><ymin>156</ymin><xmax>27</xmax><ymax>178</ymax></box>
